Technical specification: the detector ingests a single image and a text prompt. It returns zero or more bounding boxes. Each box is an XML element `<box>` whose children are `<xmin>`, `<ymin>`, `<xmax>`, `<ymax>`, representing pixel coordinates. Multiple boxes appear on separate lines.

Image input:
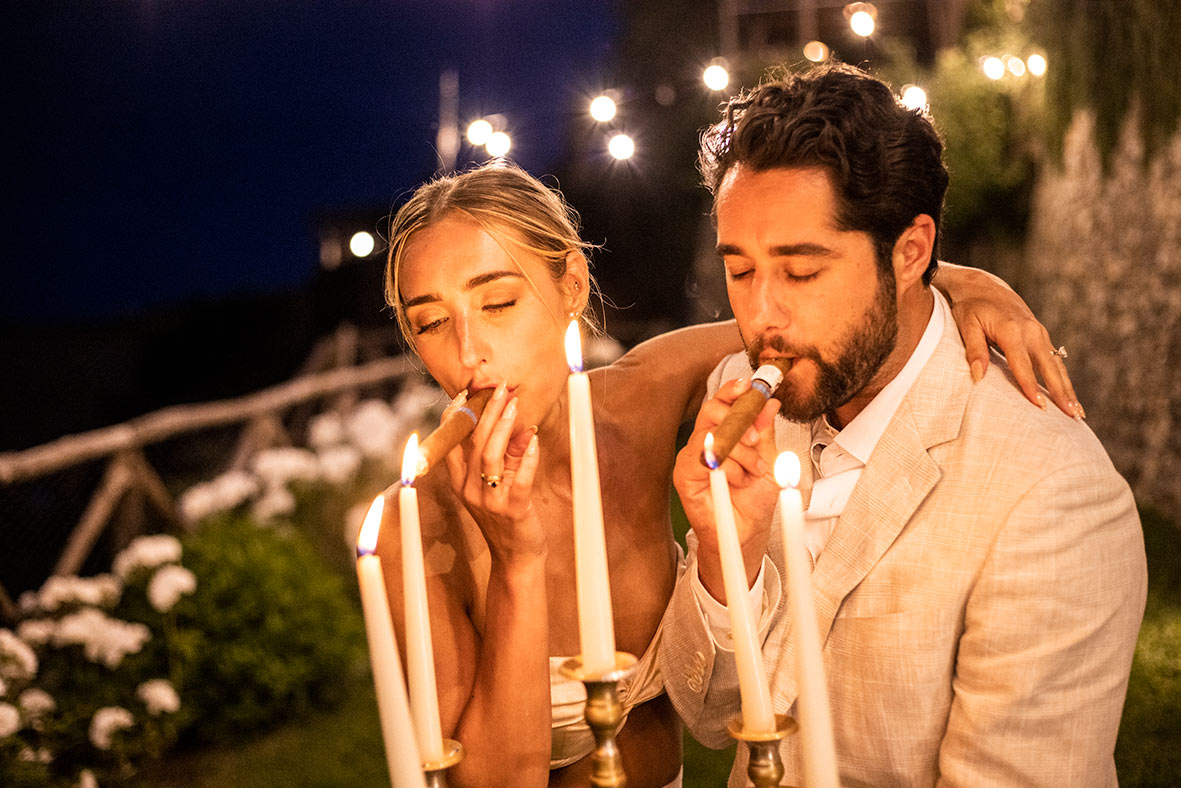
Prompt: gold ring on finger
<box><xmin>480</xmin><ymin>472</ymin><xmax>502</xmax><ymax>488</ymax></box>
<box><xmin>1050</xmin><ymin>345</ymin><xmax>1068</xmax><ymax>359</ymax></box>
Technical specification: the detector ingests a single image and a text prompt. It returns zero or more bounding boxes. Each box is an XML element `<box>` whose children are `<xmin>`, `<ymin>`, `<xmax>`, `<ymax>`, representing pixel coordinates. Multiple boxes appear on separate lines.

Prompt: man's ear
<box><xmin>892</xmin><ymin>214</ymin><xmax>936</xmax><ymax>290</ymax></box>
<box><xmin>562</xmin><ymin>250</ymin><xmax>590</xmax><ymax>317</ymax></box>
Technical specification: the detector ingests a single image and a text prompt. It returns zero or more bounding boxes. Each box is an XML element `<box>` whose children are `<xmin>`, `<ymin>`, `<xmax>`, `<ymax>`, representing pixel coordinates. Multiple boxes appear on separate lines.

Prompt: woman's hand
<box><xmin>443</xmin><ymin>382</ymin><xmax>545</xmax><ymax>562</ymax></box>
<box><xmin>936</xmin><ymin>263</ymin><xmax>1084</xmax><ymax>420</ymax></box>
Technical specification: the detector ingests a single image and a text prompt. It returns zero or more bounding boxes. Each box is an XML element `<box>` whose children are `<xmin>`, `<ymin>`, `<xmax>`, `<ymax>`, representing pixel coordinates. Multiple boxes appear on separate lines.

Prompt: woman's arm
<box><xmin>608</xmin><ymin>320</ymin><xmax>744</xmax><ymax>425</ymax></box>
<box><xmin>380</xmin><ymin>390</ymin><xmax>552</xmax><ymax>788</ymax></box>
<box><xmin>934</xmin><ymin>262</ymin><xmax>1083</xmax><ymax>419</ymax></box>
<box><xmin>607</xmin><ymin>261</ymin><xmax>1080</xmax><ymax>428</ymax></box>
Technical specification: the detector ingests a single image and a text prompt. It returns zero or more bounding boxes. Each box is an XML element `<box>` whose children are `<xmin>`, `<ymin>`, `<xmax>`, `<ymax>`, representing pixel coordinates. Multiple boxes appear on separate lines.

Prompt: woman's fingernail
<box><xmin>494</xmin><ymin>381</ymin><xmax>508</xmax><ymax>399</ymax></box>
<box><xmin>530</xmin><ymin>424</ymin><xmax>539</xmax><ymax>434</ymax></box>
<box><xmin>970</xmin><ymin>360</ymin><xmax>984</xmax><ymax>382</ymax></box>
<box><xmin>743</xmin><ymin>426</ymin><xmax>760</xmax><ymax>445</ymax></box>
<box><xmin>1036</xmin><ymin>392</ymin><xmax>1047</xmax><ymax>411</ymax></box>
<box><xmin>503</xmin><ymin>397</ymin><xmax>518</xmax><ymax>420</ymax></box>
<box><xmin>1072</xmin><ymin>401</ymin><xmax>1086</xmax><ymax>421</ymax></box>
<box><xmin>527</xmin><ymin>434</ymin><xmax>539</xmax><ymax>455</ymax></box>
<box><xmin>451</xmin><ymin>390</ymin><xmax>468</xmax><ymax>408</ymax></box>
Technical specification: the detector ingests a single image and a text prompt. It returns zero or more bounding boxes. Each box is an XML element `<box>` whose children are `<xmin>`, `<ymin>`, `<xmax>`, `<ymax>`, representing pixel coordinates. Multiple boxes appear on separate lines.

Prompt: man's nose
<box><xmin>751</xmin><ymin>275</ymin><xmax>791</xmax><ymax>332</ymax></box>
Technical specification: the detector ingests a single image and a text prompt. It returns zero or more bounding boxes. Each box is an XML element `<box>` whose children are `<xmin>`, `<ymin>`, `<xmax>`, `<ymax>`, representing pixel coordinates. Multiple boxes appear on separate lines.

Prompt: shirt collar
<box><xmin>827</xmin><ymin>288</ymin><xmax>948</xmax><ymax>465</ymax></box>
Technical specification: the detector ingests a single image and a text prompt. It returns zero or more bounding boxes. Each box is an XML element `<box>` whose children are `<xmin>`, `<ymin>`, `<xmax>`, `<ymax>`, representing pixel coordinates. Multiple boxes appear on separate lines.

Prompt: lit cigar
<box><xmin>416</xmin><ymin>388</ymin><xmax>495</xmax><ymax>476</ymax></box>
<box><xmin>702</xmin><ymin>360</ymin><xmax>792</xmax><ymax>467</ymax></box>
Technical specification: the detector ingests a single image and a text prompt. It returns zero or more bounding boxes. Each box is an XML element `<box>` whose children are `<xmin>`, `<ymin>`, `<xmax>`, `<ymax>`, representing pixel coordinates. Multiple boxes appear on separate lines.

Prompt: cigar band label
<box><xmin>458</xmin><ymin>405</ymin><xmax>479</xmax><ymax>425</ymax></box>
<box><xmin>752</xmin><ymin>364</ymin><xmax>785</xmax><ymax>393</ymax></box>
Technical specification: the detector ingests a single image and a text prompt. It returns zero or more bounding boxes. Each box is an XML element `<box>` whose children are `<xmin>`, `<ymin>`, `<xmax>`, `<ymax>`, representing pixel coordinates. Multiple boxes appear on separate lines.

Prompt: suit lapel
<box><xmin>768</xmin><ymin>314</ymin><xmax>972</xmax><ymax>708</ymax></box>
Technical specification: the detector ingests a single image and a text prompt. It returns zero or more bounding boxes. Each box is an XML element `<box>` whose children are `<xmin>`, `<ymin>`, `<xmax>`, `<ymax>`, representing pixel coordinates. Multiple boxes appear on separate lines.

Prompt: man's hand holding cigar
<box><xmin>673</xmin><ymin>373</ymin><xmax>784</xmax><ymax>603</ymax></box>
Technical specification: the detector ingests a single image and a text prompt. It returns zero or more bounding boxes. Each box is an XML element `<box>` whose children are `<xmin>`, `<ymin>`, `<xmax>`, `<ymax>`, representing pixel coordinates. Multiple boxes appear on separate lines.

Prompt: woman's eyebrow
<box><xmin>403</xmin><ymin>270</ymin><xmax>524</xmax><ymax>309</ymax></box>
<box><xmin>465</xmin><ymin>270</ymin><xmax>523</xmax><ymax>290</ymax></box>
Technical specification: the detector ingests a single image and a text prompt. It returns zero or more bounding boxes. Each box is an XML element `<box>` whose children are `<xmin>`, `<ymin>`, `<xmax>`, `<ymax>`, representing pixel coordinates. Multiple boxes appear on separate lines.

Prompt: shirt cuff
<box><xmin>691</xmin><ymin>556</ymin><xmax>777</xmax><ymax>652</ymax></box>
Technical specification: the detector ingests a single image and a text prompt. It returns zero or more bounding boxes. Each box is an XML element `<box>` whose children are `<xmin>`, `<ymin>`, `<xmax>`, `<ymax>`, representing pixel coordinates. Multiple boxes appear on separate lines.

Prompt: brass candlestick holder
<box><xmin>727</xmin><ymin>714</ymin><xmax>798</xmax><ymax>788</ymax></box>
<box><xmin>422</xmin><ymin>738</ymin><xmax>464</xmax><ymax>788</ymax></box>
<box><xmin>560</xmin><ymin>652</ymin><xmax>637</xmax><ymax>788</ymax></box>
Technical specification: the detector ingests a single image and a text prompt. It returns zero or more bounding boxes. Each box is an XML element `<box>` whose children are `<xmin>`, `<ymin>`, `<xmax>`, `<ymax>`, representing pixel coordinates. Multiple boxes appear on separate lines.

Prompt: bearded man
<box><xmin>660</xmin><ymin>64</ymin><xmax>1146</xmax><ymax>787</ymax></box>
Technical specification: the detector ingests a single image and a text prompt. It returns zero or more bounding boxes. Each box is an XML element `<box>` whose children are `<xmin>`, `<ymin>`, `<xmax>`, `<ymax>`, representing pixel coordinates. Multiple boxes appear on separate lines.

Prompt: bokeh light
<box><xmin>900</xmin><ymin>84</ymin><xmax>928</xmax><ymax>111</ymax></box>
<box><xmin>349</xmin><ymin>231</ymin><xmax>375</xmax><ymax>258</ymax></box>
<box><xmin>589</xmin><ymin>95</ymin><xmax>617</xmax><ymax>122</ymax></box>
<box><xmin>850</xmin><ymin>10</ymin><xmax>875</xmax><ymax>37</ymax></box>
<box><xmin>485</xmin><ymin>131</ymin><xmax>511</xmax><ymax>157</ymax></box>
<box><xmin>466</xmin><ymin>119</ymin><xmax>493</xmax><ymax>146</ymax></box>
<box><xmin>1027</xmin><ymin>53</ymin><xmax>1047</xmax><ymax>77</ymax></box>
<box><xmin>607</xmin><ymin>133</ymin><xmax>635</xmax><ymax>160</ymax></box>
<box><xmin>982</xmin><ymin>56</ymin><xmax>1005</xmax><ymax>80</ymax></box>
<box><xmin>703</xmin><ymin>64</ymin><xmax>729</xmax><ymax>91</ymax></box>
<box><xmin>803</xmin><ymin>40</ymin><xmax>830</xmax><ymax>62</ymax></box>
<box><xmin>1005</xmin><ymin>55</ymin><xmax>1027</xmax><ymax>77</ymax></box>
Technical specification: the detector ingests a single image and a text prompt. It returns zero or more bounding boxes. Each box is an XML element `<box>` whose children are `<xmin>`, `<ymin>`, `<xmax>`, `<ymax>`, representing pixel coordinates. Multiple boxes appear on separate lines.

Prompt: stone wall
<box><xmin>1024</xmin><ymin>109</ymin><xmax>1181</xmax><ymax>520</ymax></box>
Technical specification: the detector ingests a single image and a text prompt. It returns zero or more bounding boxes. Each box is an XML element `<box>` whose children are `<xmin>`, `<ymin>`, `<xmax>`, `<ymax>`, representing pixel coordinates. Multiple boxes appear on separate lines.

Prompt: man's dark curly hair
<box><xmin>700</xmin><ymin>63</ymin><xmax>948</xmax><ymax>285</ymax></box>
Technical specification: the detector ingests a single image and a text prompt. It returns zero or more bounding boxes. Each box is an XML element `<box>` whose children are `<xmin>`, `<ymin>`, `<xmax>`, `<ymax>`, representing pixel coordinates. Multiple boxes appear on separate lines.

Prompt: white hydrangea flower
<box><xmin>17</xmin><ymin>591</ymin><xmax>38</xmax><ymax>616</ymax></box>
<box><xmin>317</xmin><ymin>444</ymin><xmax>362</xmax><ymax>485</ymax></box>
<box><xmin>53</xmin><ymin>608</ymin><xmax>151</xmax><ymax>669</ymax></box>
<box><xmin>89</xmin><ymin>706</ymin><xmax>133</xmax><ymax>750</ymax></box>
<box><xmin>0</xmin><ymin>701</ymin><xmax>20</xmax><ymax>738</ymax></box>
<box><xmin>37</xmin><ymin>574</ymin><xmax>122</xmax><ymax>612</ymax></box>
<box><xmin>16</xmin><ymin>619</ymin><xmax>55</xmax><ymax>647</ymax></box>
<box><xmin>78</xmin><ymin>768</ymin><xmax>98</xmax><ymax>788</ymax></box>
<box><xmin>112</xmin><ymin>534</ymin><xmax>183</xmax><ymax>580</ymax></box>
<box><xmin>178</xmin><ymin>483</ymin><xmax>217</xmax><ymax>523</ymax></box>
<box><xmin>251</xmin><ymin>447</ymin><xmax>321</xmax><ymax>488</ymax></box>
<box><xmin>345</xmin><ymin>399</ymin><xmax>402</xmax><ymax>459</ymax></box>
<box><xmin>18</xmin><ymin>746</ymin><xmax>53</xmax><ymax>763</ymax></box>
<box><xmin>147</xmin><ymin>565</ymin><xmax>197</xmax><ymax>613</ymax></box>
<box><xmin>307</xmin><ymin>411</ymin><xmax>347</xmax><ymax>449</ymax></box>
<box><xmin>393</xmin><ymin>380</ymin><xmax>448</xmax><ymax>418</ymax></box>
<box><xmin>0</xmin><ymin>629</ymin><xmax>38</xmax><ymax>680</ymax></box>
<box><xmin>178</xmin><ymin>470</ymin><xmax>260</xmax><ymax>523</ymax></box>
<box><xmin>135</xmin><ymin>679</ymin><xmax>180</xmax><ymax>716</ymax></box>
<box><xmin>251</xmin><ymin>486</ymin><xmax>296</xmax><ymax>522</ymax></box>
<box><xmin>18</xmin><ymin>688</ymin><xmax>55</xmax><ymax>718</ymax></box>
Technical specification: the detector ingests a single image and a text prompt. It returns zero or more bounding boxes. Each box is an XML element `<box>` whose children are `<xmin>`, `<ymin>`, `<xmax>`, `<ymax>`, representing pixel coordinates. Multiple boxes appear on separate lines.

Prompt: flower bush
<box><xmin>1</xmin><ymin>381</ymin><xmax>447</xmax><ymax>786</ymax></box>
<box><xmin>0</xmin><ymin>544</ymin><xmax>185</xmax><ymax>788</ymax></box>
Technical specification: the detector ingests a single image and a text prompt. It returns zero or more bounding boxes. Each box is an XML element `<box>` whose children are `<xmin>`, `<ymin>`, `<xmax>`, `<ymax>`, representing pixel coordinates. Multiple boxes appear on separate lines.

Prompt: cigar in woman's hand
<box><xmin>702</xmin><ymin>359</ymin><xmax>792</xmax><ymax>467</ymax></box>
<box><xmin>416</xmin><ymin>388</ymin><xmax>496</xmax><ymax>476</ymax></box>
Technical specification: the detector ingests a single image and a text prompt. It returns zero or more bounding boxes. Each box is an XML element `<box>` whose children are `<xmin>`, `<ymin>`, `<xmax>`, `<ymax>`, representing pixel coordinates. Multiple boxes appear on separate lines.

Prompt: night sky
<box><xmin>4</xmin><ymin>1</ymin><xmax>617</xmax><ymax>322</ymax></box>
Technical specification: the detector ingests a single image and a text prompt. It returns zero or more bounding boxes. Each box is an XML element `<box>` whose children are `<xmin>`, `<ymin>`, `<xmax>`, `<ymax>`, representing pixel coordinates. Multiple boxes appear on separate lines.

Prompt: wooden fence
<box><xmin>0</xmin><ymin>324</ymin><xmax>420</xmax><ymax>625</ymax></box>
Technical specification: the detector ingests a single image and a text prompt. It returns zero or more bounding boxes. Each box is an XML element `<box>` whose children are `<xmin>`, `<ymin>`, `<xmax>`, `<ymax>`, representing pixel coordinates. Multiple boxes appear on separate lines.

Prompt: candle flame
<box><xmin>356</xmin><ymin>495</ymin><xmax>385</xmax><ymax>555</ymax></box>
<box><xmin>565</xmin><ymin>320</ymin><xmax>583</xmax><ymax>373</ymax></box>
<box><xmin>401</xmin><ymin>433</ymin><xmax>420</xmax><ymax>486</ymax></box>
<box><xmin>703</xmin><ymin>432</ymin><xmax>720</xmax><ymax>469</ymax></box>
<box><xmin>774</xmin><ymin>451</ymin><xmax>802</xmax><ymax>489</ymax></box>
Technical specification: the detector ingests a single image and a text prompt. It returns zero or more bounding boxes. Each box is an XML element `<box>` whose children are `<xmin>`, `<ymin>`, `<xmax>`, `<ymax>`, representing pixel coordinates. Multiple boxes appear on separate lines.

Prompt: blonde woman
<box><xmin>376</xmin><ymin>161</ymin><xmax>1077</xmax><ymax>788</ymax></box>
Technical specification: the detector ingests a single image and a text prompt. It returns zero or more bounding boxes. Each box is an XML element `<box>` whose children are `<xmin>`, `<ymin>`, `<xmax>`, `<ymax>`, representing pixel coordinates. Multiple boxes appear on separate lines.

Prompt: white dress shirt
<box><xmin>694</xmin><ymin>289</ymin><xmax>949</xmax><ymax>646</ymax></box>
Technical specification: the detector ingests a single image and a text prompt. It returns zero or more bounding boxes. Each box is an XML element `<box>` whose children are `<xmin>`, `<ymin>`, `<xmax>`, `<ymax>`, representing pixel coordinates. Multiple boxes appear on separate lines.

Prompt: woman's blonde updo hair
<box><xmin>385</xmin><ymin>160</ymin><xmax>596</xmax><ymax>348</ymax></box>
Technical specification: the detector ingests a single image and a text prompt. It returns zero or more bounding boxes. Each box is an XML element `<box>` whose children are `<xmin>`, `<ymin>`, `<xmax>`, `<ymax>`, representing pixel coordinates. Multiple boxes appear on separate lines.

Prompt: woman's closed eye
<box><xmin>414</xmin><ymin>316</ymin><xmax>447</xmax><ymax>335</ymax></box>
<box><xmin>483</xmin><ymin>299</ymin><xmax>517</xmax><ymax>313</ymax></box>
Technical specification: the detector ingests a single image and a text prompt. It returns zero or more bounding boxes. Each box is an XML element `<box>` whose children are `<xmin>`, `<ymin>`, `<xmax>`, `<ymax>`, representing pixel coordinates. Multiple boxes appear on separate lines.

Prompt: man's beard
<box><xmin>744</xmin><ymin>272</ymin><xmax>899</xmax><ymax>423</ymax></box>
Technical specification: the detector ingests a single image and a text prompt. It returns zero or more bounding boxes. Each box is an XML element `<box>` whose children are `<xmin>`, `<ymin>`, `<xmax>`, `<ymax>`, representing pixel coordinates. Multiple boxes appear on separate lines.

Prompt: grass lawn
<box><xmin>141</xmin><ymin>506</ymin><xmax>1180</xmax><ymax>787</ymax></box>
<box><xmin>139</xmin><ymin>669</ymin><xmax>388</xmax><ymax>788</ymax></box>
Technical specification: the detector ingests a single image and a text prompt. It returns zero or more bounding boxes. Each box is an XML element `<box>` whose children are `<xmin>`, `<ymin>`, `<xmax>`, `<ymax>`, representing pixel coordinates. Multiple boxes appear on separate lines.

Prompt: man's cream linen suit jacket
<box><xmin>659</xmin><ymin>316</ymin><xmax>1147</xmax><ymax>787</ymax></box>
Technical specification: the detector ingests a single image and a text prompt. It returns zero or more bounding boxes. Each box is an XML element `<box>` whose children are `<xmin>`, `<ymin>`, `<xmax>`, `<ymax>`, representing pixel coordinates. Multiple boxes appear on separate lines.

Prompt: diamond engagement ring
<box><xmin>1050</xmin><ymin>346</ymin><xmax>1068</xmax><ymax>359</ymax></box>
<box><xmin>480</xmin><ymin>473</ymin><xmax>502</xmax><ymax>488</ymax></box>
